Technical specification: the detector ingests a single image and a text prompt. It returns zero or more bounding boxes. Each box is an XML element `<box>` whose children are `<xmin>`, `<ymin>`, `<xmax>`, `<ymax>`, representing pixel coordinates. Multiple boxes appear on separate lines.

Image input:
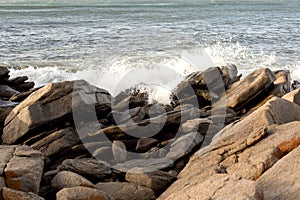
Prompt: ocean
<box><xmin>0</xmin><ymin>0</ymin><xmax>299</xmax><ymax>102</ymax></box>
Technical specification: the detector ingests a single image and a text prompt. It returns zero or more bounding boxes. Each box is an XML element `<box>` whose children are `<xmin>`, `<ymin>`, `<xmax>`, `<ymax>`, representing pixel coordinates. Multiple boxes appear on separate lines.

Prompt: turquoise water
<box><xmin>0</xmin><ymin>0</ymin><xmax>299</xmax><ymax>100</ymax></box>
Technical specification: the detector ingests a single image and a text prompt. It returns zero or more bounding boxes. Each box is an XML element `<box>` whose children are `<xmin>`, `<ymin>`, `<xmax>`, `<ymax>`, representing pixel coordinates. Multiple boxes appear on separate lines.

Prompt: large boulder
<box><xmin>0</xmin><ymin>100</ymin><xmax>18</xmax><ymax>132</ymax></box>
<box><xmin>0</xmin><ymin>67</ymin><xmax>10</xmax><ymax>82</ymax></box>
<box><xmin>2</xmin><ymin>80</ymin><xmax>112</xmax><ymax>144</ymax></box>
<box><xmin>214</xmin><ymin>68</ymin><xmax>275</xmax><ymax>112</ymax></box>
<box><xmin>256</xmin><ymin>146</ymin><xmax>300</xmax><ymax>200</ymax></box>
<box><xmin>283</xmin><ymin>87</ymin><xmax>300</xmax><ymax>106</ymax></box>
<box><xmin>56</xmin><ymin>186</ymin><xmax>113</xmax><ymax>200</ymax></box>
<box><xmin>2</xmin><ymin>187</ymin><xmax>45</xmax><ymax>200</ymax></box>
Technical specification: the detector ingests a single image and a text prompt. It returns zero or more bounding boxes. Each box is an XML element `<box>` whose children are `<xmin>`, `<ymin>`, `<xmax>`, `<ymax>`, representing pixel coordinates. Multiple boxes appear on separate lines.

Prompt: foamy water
<box><xmin>1</xmin><ymin>0</ymin><xmax>300</xmax><ymax>103</ymax></box>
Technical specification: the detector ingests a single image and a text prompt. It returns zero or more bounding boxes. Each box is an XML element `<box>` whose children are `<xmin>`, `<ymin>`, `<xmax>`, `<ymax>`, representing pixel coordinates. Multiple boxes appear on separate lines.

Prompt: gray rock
<box><xmin>257</xmin><ymin>146</ymin><xmax>300</xmax><ymax>200</ymax></box>
<box><xmin>56</xmin><ymin>186</ymin><xmax>113</xmax><ymax>200</ymax></box>
<box><xmin>95</xmin><ymin>182</ymin><xmax>156</xmax><ymax>200</ymax></box>
<box><xmin>0</xmin><ymin>85</ymin><xmax>19</xmax><ymax>98</ymax></box>
<box><xmin>2</xmin><ymin>187</ymin><xmax>45</xmax><ymax>200</ymax></box>
<box><xmin>58</xmin><ymin>158</ymin><xmax>112</xmax><ymax>181</ymax></box>
<box><xmin>51</xmin><ymin>171</ymin><xmax>95</xmax><ymax>192</ymax></box>
<box><xmin>180</xmin><ymin>118</ymin><xmax>212</xmax><ymax>135</ymax></box>
<box><xmin>0</xmin><ymin>67</ymin><xmax>10</xmax><ymax>81</ymax></box>
<box><xmin>166</xmin><ymin>132</ymin><xmax>203</xmax><ymax>161</ymax></box>
<box><xmin>126</xmin><ymin>167</ymin><xmax>176</xmax><ymax>193</ymax></box>
<box><xmin>0</xmin><ymin>145</ymin><xmax>16</xmax><ymax>176</ymax></box>
<box><xmin>112</xmin><ymin>141</ymin><xmax>127</xmax><ymax>163</ymax></box>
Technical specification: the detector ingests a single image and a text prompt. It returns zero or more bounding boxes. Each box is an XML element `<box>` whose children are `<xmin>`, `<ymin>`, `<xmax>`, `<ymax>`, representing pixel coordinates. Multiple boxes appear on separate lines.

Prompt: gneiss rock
<box><xmin>58</xmin><ymin>158</ymin><xmax>112</xmax><ymax>182</ymax></box>
<box><xmin>51</xmin><ymin>171</ymin><xmax>95</xmax><ymax>192</ymax></box>
<box><xmin>161</xmin><ymin>174</ymin><xmax>264</xmax><ymax>200</ymax></box>
<box><xmin>126</xmin><ymin>167</ymin><xmax>176</xmax><ymax>194</ymax></box>
<box><xmin>2</xmin><ymin>80</ymin><xmax>112</xmax><ymax>145</ymax></box>
<box><xmin>56</xmin><ymin>186</ymin><xmax>113</xmax><ymax>200</ymax></box>
<box><xmin>4</xmin><ymin>145</ymin><xmax>44</xmax><ymax>194</ymax></box>
<box><xmin>282</xmin><ymin>87</ymin><xmax>300</xmax><ymax>106</ymax></box>
<box><xmin>214</xmin><ymin>68</ymin><xmax>275</xmax><ymax>112</ymax></box>
<box><xmin>2</xmin><ymin>187</ymin><xmax>45</xmax><ymax>200</ymax></box>
<box><xmin>257</xmin><ymin>146</ymin><xmax>300</xmax><ymax>200</ymax></box>
<box><xmin>95</xmin><ymin>182</ymin><xmax>156</xmax><ymax>200</ymax></box>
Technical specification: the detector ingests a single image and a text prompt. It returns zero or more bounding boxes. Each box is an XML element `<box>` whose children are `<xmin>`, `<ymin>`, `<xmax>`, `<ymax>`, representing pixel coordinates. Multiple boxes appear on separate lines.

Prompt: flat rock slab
<box><xmin>95</xmin><ymin>182</ymin><xmax>156</xmax><ymax>200</ymax></box>
<box><xmin>56</xmin><ymin>186</ymin><xmax>113</xmax><ymax>200</ymax></box>
<box><xmin>257</xmin><ymin>146</ymin><xmax>300</xmax><ymax>200</ymax></box>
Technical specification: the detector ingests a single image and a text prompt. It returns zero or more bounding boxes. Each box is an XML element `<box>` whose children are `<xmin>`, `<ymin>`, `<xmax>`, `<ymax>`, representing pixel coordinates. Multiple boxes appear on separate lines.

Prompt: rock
<box><xmin>214</xmin><ymin>68</ymin><xmax>275</xmax><ymax>111</ymax></box>
<box><xmin>0</xmin><ymin>85</ymin><xmax>19</xmax><ymax>98</ymax></box>
<box><xmin>159</xmin><ymin>174</ymin><xmax>263</xmax><ymax>200</ymax></box>
<box><xmin>180</xmin><ymin>118</ymin><xmax>212</xmax><ymax>135</ymax></box>
<box><xmin>282</xmin><ymin>87</ymin><xmax>300</xmax><ymax>106</ymax></box>
<box><xmin>0</xmin><ymin>67</ymin><xmax>10</xmax><ymax>81</ymax></box>
<box><xmin>56</xmin><ymin>186</ymin><xmax>113</xmax><ymax>200</ymax></box>
<box><xmin>58</xmin><ymin>158</ymin><xmax>112</xmax><ymax>182</ymax></box>
<box><xmin>257</xmin><ymin>146</ymin><xmax>300</xmax><ymax>200</ymax></box>
<box><xmin>126</xmin><ymin>167</ymin><xmax>176</xmax><ymax>194</ymax></box>
<box><xmin>112</xmin><ymin>141</ymin><xmax>127</xmax><ymax>163</ymax></box>
<box><xmin>4</xmin><ymin>145</ymin><xmax>44</xmax><ymax>194</ymax></box>
<box><xmin>2</xmin><ymin>187</ymin><xmax>45</xmax><ymax>200</ymax></box>
<box><xmin>113</xmin><ymin>158</ymin><xmax>173</xmax><ymax>172</ymax></box>
<box><xmin>2</xmin><ymin>80</ymin><xmax>112</xmax><ymax>145</ymax></box>
<box><xmin>31</xmin><ymin>127</ymin><xmax>81</xmax><ymax>158</ymax></box>
<box><xmin>12</xmin><ymin>82</ymin><xmax>35</xmax><ymax>92</ymax></box>
<box><xmin>0</xmin><ymin>146</ymin><xmax>16</xmax><ymax>176</ymax></box>
<box><xmin>166</xmin><ymin>132</ymin><xmax>203</xmax><ymax>161</ymax></box>
<box><xmin>95</xmin><ymin>182</ymin><xmax>156</xmax><ymax>200</ymax></box>
<box><xmin>51</xmin><ymin>171</ymin><xmax>94</xmax><ymax>192</ymax></box>
<box><xmin>140</xmin><ymin>147</ymin><xmax>167</xmax><ymax>159</ymax></box>
<box><xmin>113</xmin><ymin>92</ymin><xmax>148</xmax><ymax>112</ymax></box>
<box><xmin>135</xmin><ymin>138</ymin><xmax>158</xmax><ymax>152</ymax></box>
<box><xmin>7</xmin><ymin>76</ymin><xmax>28</xmax><ymax>85</ymax></box>
<box><xmin>271</xmin><ymin>70</ymin><xmax>291</xmax><ymax>96</ymax></box>
<box><xmin>292</xmin><ymin>80</ymin><xmax>300</xmax><ymax>90</ymax></box>
<box><xmin>93</xmin><ymin>147</ymin><xmax>113</xmax><ymax>161</ymax></box>
<box><xmin>0</xmin><ymin>100</ymin><xmax>17</xmax><ymax>131</ymax></box>
<box><xmin>9</xmin><ymin>88</ymin><xmax>40</xmax><ymax>102</ymax></box>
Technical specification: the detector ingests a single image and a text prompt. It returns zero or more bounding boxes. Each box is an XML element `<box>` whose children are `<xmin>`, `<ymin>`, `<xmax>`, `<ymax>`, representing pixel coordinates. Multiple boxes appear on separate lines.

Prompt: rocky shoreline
<box><xmin>0</xmin><ymin>65</ymin><xmax>299</xmax><ymax>200</ymax></box>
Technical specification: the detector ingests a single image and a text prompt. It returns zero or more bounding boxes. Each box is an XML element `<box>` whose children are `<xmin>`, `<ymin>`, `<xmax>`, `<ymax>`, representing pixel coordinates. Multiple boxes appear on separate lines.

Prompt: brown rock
<box><xmin>135</xmin><ymin>138</ymin><xmax>158</xmax><ymax>152</ymax></box>
<box><xmin>2</xmin><ymin>187</ymin><xmax>45</xmax><ymax>200</ymax></box>
<box><xmin>257</xmin><ymin>146</ymin><xmax>300</xmax><ymax>200</ymax></box>
<box><xmin>95</xmin><ymin>182</ymin><xmax>156</xmax><ymax>200</ymax></box>
<box><xmin>214</xmin><ymin>68</ymin><xmax>275</xmax><ymax>111</ymax></box>
<box><xmin>126</xmin><ymin>167</ymin><xmax>176</xmax><ymax>193</ymax></box>
<box><xmin>56</xmin><ymin>186</ymin><xmax>113</xmax><ymax>200</ymax></box>
<box><xmin>160</xmin><ymin>174</ymin><xmax>263</xmax><ymax>200</ymax></box>
<box><xmin>282</xmin><ymin>87</ymin><xmax>300</xmax><ymax>106</ymax></box>
<box><xmin>4</xmin><ymin>145</ymin><xmax>44</xmax><ymax>194</ymax></box>
<box><xmin>51</xmin><ymin>171</ymin><xmax>94</xmax><ymax>192</ymax></box>
<box><xmin>9</xmin><ymin>88</ymin><xmax>40</xmax><ymax>102</ymax></box>
<box><xmin>271</xmin><ymin>70</ymin><xmax>291</xmax><ymax>96</ymax></box>
<box><xmin>0</xmin><ymin>85</ymin><xmax>19</xmax><ymax>98</ymax></box>
<box><xmin>58</xmin><ymin>158</ymin><xmax>112</xmax><ymax>182</ymax></box>
<box><xmin>0</xmin><ymin>67</ymin><xmax>10</xmax><ymax>81</ymax></box>
<box><xmin>0</xmin><ymin>146</ymin><xmax>16</xmax><ymax>176</ymax></box>
<box><xmin>2</xmin><ymin>80</ymin><xmax>111</xmax><ymax>144</ymax></box>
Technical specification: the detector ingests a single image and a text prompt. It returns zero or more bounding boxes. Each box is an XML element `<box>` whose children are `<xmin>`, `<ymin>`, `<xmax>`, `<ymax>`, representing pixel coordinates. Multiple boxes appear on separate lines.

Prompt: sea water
<box><xmin>0</xmin><ymin>0</ymin><xmax>299</xmax><ymax>102</ymax></box>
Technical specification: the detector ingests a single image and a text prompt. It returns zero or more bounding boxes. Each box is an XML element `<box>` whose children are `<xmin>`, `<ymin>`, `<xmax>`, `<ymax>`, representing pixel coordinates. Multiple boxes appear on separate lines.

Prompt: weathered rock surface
<box><xmin>2</xmin><ymin>80</ymin><xmax>111</xmax><ymax>145</ymax></box>
<box><xmin>256</xmin><ymin>146</ymin><xmax>300</xmax><ymax>200</ymax></box>
<box><xmin>126</xmin><ymin>167</ymin><xmax>176</xmax><ymax>194</ymax></box>
<box><xmin>4</xmin><ymin>146</ymin><xmax>44</xmax><ymax>194</ymax></box>
<box><xmin>0</xmin><ymin>85</ymin><xmax>19</xmax><ymax>98</ymax></box>
<box><xmin>2</xmin><ymin>187</ymin><xmax>45</xmax><ymax>200</ymax></box>
<box><xmin>0</xmin><ymin>67</ymin><xmax>10</xmax><ymax>81</ymax></box>
<box><xmin>95</xmin><ymin>182</ymin><xmax>156</xmax><ymax>200</ymax></box>
<box><xmin>214</xmin><ymin>68</ymin><xmax>275</xmax><ymax>111</ymax></box>
<box><xmin>112</xmin><ymin>141</ymin><xmax>127</xmax><ymax>162</ymax></box>
<box><xmin>56</xmin><ymin>186</ymin><xmax>113</xmax><ymax>200</ymax></box>
<box><xmin>283</xmin><ymin>87</ymin><xmax>300</xmax><ymax>106</ymax></box>
<box><xmin>51</xmin><ymin>171</ymin><xmax>94</xmax><ymax>192</ymax></box>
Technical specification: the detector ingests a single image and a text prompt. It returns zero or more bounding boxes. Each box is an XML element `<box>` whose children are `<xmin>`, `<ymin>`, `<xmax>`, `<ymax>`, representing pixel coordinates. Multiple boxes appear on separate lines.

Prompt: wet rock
<box><xmin>271</xmin><ymin>70</ymin><xmax>291</xmax><ymax>96</ymax></box>
<box><xmin>0</xmin><ymin>85</ymin><xmax>19</xmax><ymax>98</ymax></box>
<box><xmin>166</xmin><ymin>132</ymin><xmax>203</xmax><ymax>161</ymax></box>
<box><xmin>58</xmin><ymin>158</ymin><xmax>112</xmax><ymax>182</ymax></box>
<box><xmin>282</xmin><ymin>87</ymin><xmax>300</xmax><ymax>106</ymax></box>
<box><xmin>4</xmin><ymin>145</ymin><xmax>44</xmax><ymax>194</ymax></box>
<box><xmin>0</xmin><ymin>67</ymin><xmax>10</xmax><ymax>82</ymax></box>
<box><xmin>126</xmin><ymin>167</ymin><xmax>176</xmax><ymax>194</ymax></box>
<box><xmin>0</xmin><ymin>100</ymin><xmax>18</xmax><ymax>131</ymax></box>
<box><xmin>257</xmin><ymin>146</ymin><xmax>300</xmax><ymax>200</ymax></box>
<box><xmin>214</xmin><ymin>68</ymin><xmax>275</xmax><ymax>111</ymax></box>
<box><xmin>2</xmin><ymin>80</ymin><xmax>112</xmax><ymax>144</ymax></box>
<box><xmin>51</xmin><ymin>171</ymin><xmax>94</xmax><ymax>192</ymax></box>
<box><xmin>9</xmin><ymin>87</ymin><xmax>40</xmax><ymax>102</ymax></box>
<box><xmin>160</xmin><ymin>174</ymin><xmax>263</xmax><ymax>200</ymax></box>
<box><xmin>95</xmin><ymin>182</ymin><xmax>156</xmax><ymax>200</ymax></box>
<box><xmin>2</xmin><ymin>187</ymin><xmax>45</xmax><ymax>200</ymax></box>
<box><xmin>56</xmin><ymin>186</ymin><xmax>113</xmax><ymax>200</ymax></box>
